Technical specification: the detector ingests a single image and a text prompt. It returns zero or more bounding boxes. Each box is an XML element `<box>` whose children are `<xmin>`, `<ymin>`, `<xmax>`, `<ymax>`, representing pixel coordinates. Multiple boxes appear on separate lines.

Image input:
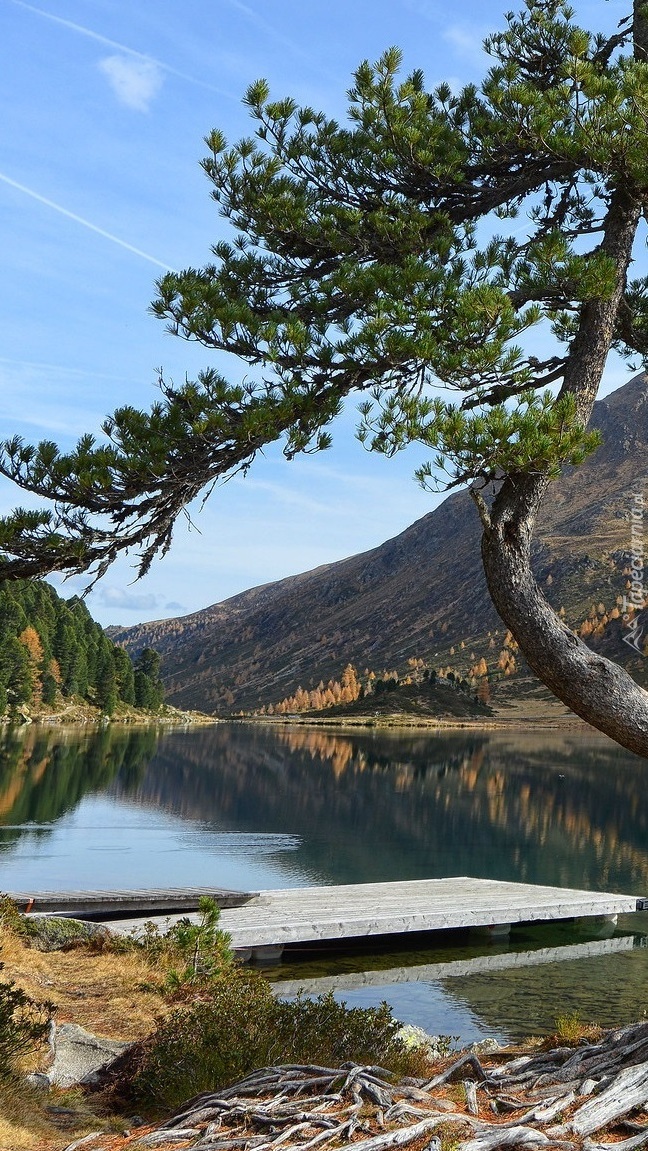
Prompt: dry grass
<box><xmin>0</xmin><ymin>1079</ymin><xmax>88</xmax><ymax>1151</ymax></box>
<box><xmin>0</xmin><ymin>926</ymin><xmax>168</xmax><ymax>1151</ymax></box>
<box><xmin>0</xmin><ymin>929</ymin><xmax>165</xmax><ymax>1042</ymax></box>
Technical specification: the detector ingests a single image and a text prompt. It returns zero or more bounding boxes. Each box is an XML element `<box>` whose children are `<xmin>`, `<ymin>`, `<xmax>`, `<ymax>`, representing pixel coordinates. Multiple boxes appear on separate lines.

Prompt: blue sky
<box><xmin>0</xmin><ymin>0</ymin><xmax>631</xmax><ymax>626</ymax></box>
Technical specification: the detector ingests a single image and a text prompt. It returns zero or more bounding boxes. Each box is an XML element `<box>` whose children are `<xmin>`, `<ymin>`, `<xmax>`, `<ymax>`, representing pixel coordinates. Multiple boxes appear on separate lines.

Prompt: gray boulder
<box><xmin>33</xmin><ymin>1022</ymin><xmax>131</xmax><ymax>1088</ymax></box>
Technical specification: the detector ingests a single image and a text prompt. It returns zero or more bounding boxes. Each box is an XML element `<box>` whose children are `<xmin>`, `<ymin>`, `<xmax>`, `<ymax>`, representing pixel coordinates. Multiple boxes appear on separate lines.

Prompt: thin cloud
<box><xmin>9</xmin><ymin>0</ymin><xmax>234</xmax><ymax>99</ymax></box>
<box><xmin>0</xmin><ymin>356</ymin><xmax>141</xmax><ymax>384</ymax></box>
<box><xmin>0</xmin><ymin>172</ymin><xmax>174</xmax><ymax>270</ymax></box>
<box><xmin>231</xmin><ymin>474</ymin><xmax>332</xmax><ymax>517</ymax></box>
<box><xmin>442</xmin><ymin>24</ymin><xmax>490</xmax><ymax>65</ymax></box>
<box><xmin>99</xmin><ymin>55</ymin><xmax>163</xmax><ymax>112</ymax></box>
<box><xmin>0</xmin><ymin>359</ymin><xmax>126</xmax><ymax>435</ymax></box>
<box><xmin>97</xmin><ymin>587</ymin><xmax>160</xmax><ymax>611</ymax></box>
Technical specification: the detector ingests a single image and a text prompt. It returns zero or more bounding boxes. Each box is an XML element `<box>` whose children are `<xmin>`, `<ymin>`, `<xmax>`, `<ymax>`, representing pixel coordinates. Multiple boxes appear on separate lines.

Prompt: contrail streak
<box><xmin>0</xmin><ymin>172</ymin><xmax>175</xmax><ymax>270</ymax></box>
<box><xmin>9</xmin><ymin>0</ymin><xmax>235</xmax><ymax>98</ymax></box>
<box><xmin>223</xmin><ymin>0</ymin><xmax>340</xmax><ymax>82</ymax></box>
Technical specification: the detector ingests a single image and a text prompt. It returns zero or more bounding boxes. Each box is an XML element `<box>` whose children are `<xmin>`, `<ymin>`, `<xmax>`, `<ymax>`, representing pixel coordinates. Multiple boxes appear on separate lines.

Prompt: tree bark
<box><xmin>477</xmin><ymin>473</ymin><xmax>648</xmax><ymax>757</ymax></box>
<box><xmin>476</xmin><ymin>178</ymin><xmax>648</xmax><ymax>759</ymax></box>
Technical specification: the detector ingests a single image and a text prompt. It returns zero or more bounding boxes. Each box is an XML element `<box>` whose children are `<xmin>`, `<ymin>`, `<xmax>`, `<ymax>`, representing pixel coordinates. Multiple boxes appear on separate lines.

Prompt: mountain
<box><xmin>110</xmin><ymin>373</ymin><xmax>648</xmax><ymax>714</ymax></box>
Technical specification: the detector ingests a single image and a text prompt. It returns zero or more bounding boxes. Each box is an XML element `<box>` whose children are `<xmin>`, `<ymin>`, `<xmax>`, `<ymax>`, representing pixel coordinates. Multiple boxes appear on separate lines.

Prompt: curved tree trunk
<box><xmin>475</xmin><ymin>173</ymin><xmax>648</xmax><ymax>758</ymax></box>
<box><xmin>475</xmin><ymin>474</ymin><xmax>648</xmax><ymax>758</ymax></box>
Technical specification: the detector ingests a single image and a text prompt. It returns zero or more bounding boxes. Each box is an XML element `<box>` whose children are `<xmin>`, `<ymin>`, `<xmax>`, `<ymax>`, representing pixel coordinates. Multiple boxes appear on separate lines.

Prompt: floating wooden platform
<box><xmin>88</xmin><ymin>877</ymin><xmax>645</xmax><ymax>961</ymax></box>
<box><xmin>10</xmin><ymin>886</ymin><xmax>256</xmax><ymax>916</ymax></box>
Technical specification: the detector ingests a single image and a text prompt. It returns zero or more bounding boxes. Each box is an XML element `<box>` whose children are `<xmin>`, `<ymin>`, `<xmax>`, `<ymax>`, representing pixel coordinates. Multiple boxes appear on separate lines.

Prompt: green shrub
<box><xmin>269</xmin><ymin>992</ymin><xmax>404</xmax><ymax>1069</ymax></box>
<box><xmin>126</xmin><ymin>896</ymin><xmax>233</xmax><ymax>993</ymax></box>
<box><xmin>0</xmin><ymin>966</ymin><xmax>53</xmax><ymax>1084</ymax></box>
<box><xmin>0</xmin><ymin>894</ymin><xmax>24</xmax><ymax>934</ymax></box>
<box><xmin>129</xmin><ymin>971</ymin><xmax>276</xmax><ymax>1108</ymax></box>
<box><xmin>129</xmin><ymin>973</ymin><xmax>428</xmax><ymax>1111</ymax></box>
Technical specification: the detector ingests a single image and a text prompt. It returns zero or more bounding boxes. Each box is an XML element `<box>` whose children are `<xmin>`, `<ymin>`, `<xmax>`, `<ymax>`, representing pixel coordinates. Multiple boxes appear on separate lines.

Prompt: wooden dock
<box><xmin>83</xmin><ymin>877</ymin><xmax>645</xmax><ymax>962</ymax></box>
<box><xmin>10</xmin><ymin>886</ymin><xmax>256</xmax><ymax>916</ymax></box>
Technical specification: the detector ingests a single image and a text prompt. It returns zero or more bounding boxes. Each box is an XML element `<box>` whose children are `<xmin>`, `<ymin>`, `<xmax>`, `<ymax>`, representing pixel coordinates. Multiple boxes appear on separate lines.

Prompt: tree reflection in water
<box><xmin>1</xmin><ymin>721</ymin><xmax>648</xmax><ymax>1042</ymax></box>
<box><xmin>0</xmin><ymin>725</ymin><xmax>158</xmax><ymax>847</ymax></box>
<box><xmin>107</xmin><ymin>723</ymin><xmax>648</xmax><ymax>894</ymax></box>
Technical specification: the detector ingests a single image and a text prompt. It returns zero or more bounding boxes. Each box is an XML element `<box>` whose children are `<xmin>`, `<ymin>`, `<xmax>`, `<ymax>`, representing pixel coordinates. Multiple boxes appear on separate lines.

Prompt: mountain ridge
<box><xmin>110</xmin><ymin>373</ymin><xmax>648</xmax><ymax>713</ymax></box>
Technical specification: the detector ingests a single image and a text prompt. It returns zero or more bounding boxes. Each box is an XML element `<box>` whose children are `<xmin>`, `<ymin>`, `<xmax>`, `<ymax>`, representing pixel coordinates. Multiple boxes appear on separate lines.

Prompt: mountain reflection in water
<box><xmin>0</xmin><ymin>720</ymin><xmax>647</xmax><ymax>1042</ymax></box>
<box><xmin>109</xmin><ymin>722</ymin><xmax>648</xmax><ymax>893</ymax></box>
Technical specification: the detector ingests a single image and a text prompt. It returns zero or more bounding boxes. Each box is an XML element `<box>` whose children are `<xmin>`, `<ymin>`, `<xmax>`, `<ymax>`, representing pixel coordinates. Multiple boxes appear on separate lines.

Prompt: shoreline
<box><xmin>0</xmin><ymin>705</ymin><xmax>218</xmax><ymax>730</ymax></box>
<box><xmin>233</xmin><ymin>710</ymin><xmax>592</xmax><ymax>734</ymax></box>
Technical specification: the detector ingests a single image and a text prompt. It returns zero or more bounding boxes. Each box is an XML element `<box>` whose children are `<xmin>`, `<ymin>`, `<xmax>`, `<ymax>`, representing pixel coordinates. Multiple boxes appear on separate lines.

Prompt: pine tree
<box><xmin>0</xmin><ymin>2</ymin><xmax>648</xmax><ymax>752</ymax></box>
<box><xmin>17</xmin><ymin>626</ymin><xmax>44</xmax><ymax>704</ymax></box>
<box><xmin>7</xmin><ymin>636</ymin><xmax>33</xmax><ymax>705</ymax></box>
<box><xmin>0</xmin><ymin>579</ymin><xmax>161</xmax><ymax>715</ymax></box>
<box><xmin>113</xmin><ymin>646</ymin><xmax>136</xmax><ymax>706</ymax></box>
<box><xmin>95</xmin><ymin>649</ymin><xmax>118</xmax><ymax>715</ymax></box>
<box><xmin>41</xmin><ymin>669</ymin><xmax>58</xmax><ymax>707</ymax></box>
<box><xmin>134</xmin><ymin>649</ymin><xmax>164</xmax><ymax>710</ymax></box>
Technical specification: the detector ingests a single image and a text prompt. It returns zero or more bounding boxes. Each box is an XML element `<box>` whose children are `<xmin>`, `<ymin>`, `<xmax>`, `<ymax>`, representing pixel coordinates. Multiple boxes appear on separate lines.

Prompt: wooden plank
<box><xmin>271</xmin><ymin>934</ymin><xmax>638</xmax><ymax>997</ymax></box>
<box><xmin>89</xmin><ymin>877</ymin><xmax>643</xmax><ymax>949</ymax></box>
<box><xmin>9</xmin><ymin>886</ymin><xmax>256</xmax><ymax>915</ymax></box>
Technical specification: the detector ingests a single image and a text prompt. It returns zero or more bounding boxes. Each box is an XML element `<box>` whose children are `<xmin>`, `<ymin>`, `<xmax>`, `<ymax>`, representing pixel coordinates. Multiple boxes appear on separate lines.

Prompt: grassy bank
<box><xmin>0</xmin><ymin>902</ymin><xmax>433</xmax><ymax>1149</ymax></box>
<box><xmin>1</xmin><ymin>900</ymin><xmax>644</xmax><ymax>1151</ymax></box>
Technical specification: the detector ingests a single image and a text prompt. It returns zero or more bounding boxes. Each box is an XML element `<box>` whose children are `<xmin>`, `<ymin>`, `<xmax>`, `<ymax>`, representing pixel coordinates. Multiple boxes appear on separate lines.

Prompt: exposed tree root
<box><xmin>63</xmin><ymin>1023</ymin><xmax>648</xmax><ymax>1151</ymax></box>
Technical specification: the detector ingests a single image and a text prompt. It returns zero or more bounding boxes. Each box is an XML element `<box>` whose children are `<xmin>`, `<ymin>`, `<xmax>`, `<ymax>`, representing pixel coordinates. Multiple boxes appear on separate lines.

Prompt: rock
<box><xmin>25</xmin><ymin>1070</ymin><xmax>51</xmax><ymax>1091</ymax></box>
<box><xmin>22</xmin><ymin>914</ymin><xmax>112</xmax><ymax>951</ymax></box>
<box><xmin>395</xmin><ymin>1024</ymin><xmax>451</xmax><ymax>1058</ymax></box>
<box><xmin>470</xmin><ymin>1038</ymin><xmax>502</xmax><ymax>1054</ymax></box>
<box><xmin>42</xmin><ymin>1022</ymin><xmax>131</xmax><ymax>1088</ymax></box>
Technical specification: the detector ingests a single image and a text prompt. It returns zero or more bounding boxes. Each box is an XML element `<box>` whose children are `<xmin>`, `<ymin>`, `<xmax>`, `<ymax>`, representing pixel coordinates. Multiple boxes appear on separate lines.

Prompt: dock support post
<box><xmin>575</xmin><ymin>913</ymin><xmax>617</xmax><ymax>939</ymax></box>
<box><xmin>251</xmin><ymin>944</ymin><xmax>284</xmax><ymax>964</ymax></box>
<box><xmin>471</xmin><ymin>922</ymin><xmax>512</xmax><ymax>941</ymax></box>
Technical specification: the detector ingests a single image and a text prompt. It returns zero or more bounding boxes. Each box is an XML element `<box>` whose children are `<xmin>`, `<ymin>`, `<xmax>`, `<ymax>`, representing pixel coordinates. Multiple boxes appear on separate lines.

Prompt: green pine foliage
<box><xmin>0</xmin><ymin>0</ymin><xmax>645</xmax><ymax>583</ymax></box>
<box><xmin>0</xmin><ymin>579</ymin><xmax>164</xmax><ymax>716</ymax></box>
<box><xmin>133</xmin><ymin>648</ymin><xmax>164</xmax><ymax>709</ymax></box>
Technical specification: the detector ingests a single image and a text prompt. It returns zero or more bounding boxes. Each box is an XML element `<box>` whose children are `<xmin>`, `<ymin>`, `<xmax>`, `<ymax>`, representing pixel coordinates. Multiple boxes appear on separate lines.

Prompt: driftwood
<box><xmin>62</xmin><ymin>1022</ymin><xmax>648</xmax><ymax>1151</ymax></box>
<box><xmin>464</xmin><ymin>1080</ymin><xmax>480</xmax><ymax>1116</ymax></box>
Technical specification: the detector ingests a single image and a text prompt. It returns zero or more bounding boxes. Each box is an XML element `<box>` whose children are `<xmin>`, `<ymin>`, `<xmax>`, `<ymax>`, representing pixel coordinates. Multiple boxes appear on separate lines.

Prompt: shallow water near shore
<box><xmin>1</xmin><ymin>720</ymin><xmax>647</xmax><ymax>1045</ymax></box>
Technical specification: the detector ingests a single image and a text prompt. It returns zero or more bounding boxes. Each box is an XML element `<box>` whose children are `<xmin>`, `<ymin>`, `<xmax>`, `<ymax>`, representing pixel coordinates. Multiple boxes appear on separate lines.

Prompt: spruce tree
<box><xmin>95</xmin><ymin>648</ymin><xmax>118</xmax><ymax>715</ymax></box>
<box><xmin>113</xmin><ymin>646</ymin><xmax>135</xmax><ymax>706</ymax></box>
<box><xmin>7</xmin><ymin>636</ymin><xmax>33</xmax><ymax>706</ymax></box>
<box><xmin>134</xmin><ymin>649</ymin><xmax>163</xmax><ymax>710</ymax></box>
<box><xmin>0</xmin><ymin>2</ymin><xmax>646</xmax><ymax>750</ymax></box>
<box><xmin>0</xmin><ymin>579</ymin><xmax>161</xmax><ymax>715</ymax></box>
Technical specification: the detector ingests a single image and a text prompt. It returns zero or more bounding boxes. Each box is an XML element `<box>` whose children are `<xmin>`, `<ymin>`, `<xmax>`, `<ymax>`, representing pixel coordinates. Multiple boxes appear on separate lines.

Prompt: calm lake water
<box><xmin>1</xmin><ymin>720</ymin><xmax>647</xmax><ymax>1045</ymax></box>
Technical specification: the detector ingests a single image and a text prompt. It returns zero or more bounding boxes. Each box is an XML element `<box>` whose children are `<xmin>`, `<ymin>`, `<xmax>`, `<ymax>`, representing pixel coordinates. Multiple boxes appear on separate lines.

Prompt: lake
<box><xmin>1</xmin><ymin>720</ymin><xmax>647</xmax><ymax>1045</ymax></box>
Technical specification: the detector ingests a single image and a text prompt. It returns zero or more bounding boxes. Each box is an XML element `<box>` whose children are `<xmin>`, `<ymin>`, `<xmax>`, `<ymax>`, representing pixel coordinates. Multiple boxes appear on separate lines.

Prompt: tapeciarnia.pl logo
<box><xmin>622</xmin><ymin>490</ymin><xmax>647</xmax><ymax>655</ymax></box>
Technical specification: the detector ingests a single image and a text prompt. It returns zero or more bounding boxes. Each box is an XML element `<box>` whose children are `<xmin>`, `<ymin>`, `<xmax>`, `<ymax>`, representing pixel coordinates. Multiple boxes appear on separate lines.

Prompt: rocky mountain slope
<box><xmin>111</xmin><ymin>374</ymin><xmax>648</xmax><ymax>713</ymax></box>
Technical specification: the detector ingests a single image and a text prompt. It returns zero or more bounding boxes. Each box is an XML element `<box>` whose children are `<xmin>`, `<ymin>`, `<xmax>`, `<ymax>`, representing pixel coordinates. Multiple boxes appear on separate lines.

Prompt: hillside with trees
<box><xmin>262</xmin><ymin>661</ymin><xmax>492</xmax><ymax>720</ymax></box>
<box><xmin>112</xmin><ymin>375</ymin><xmax>648</xmax><ymax>718</ymax></box>
<box><xmin>0</xmin><ymin>579</ymin><xmax>163</xmax><ymax>719</ymax></box>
